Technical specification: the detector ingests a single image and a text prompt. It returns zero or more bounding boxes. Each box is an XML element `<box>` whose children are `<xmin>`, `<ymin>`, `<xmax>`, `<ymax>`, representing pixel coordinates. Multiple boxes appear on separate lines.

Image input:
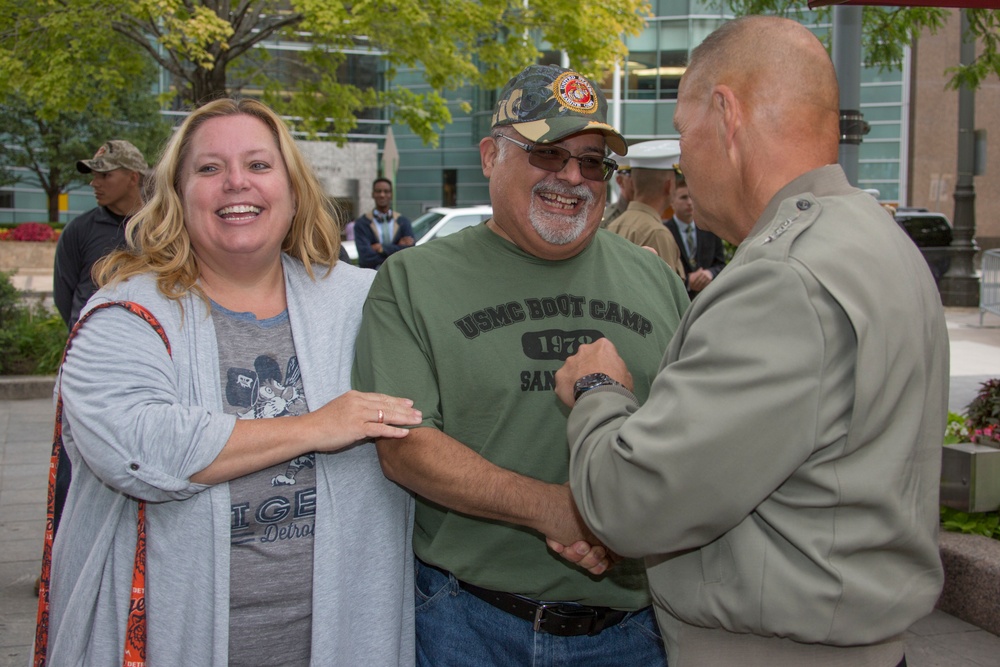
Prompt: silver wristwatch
<box><xmin>573</xmin><ymin>372</ymin><xmax>623</xmax><ymax>401</ymax></box>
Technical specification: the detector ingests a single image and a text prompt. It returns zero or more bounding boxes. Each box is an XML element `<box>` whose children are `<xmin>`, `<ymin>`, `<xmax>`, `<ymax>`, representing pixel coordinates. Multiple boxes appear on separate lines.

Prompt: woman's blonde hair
<box><xmin>96</xmin><ymin>98</ymin><xmax>342</xmax><ymax>302</ymax></box>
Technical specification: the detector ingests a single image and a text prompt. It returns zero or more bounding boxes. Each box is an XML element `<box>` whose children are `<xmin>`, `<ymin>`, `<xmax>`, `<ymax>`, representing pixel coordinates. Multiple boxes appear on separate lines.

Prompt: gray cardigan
<box><xmin>45</xmin><ymin>255</ymin><xmax>415</xmax><ymax>666</ymax></box>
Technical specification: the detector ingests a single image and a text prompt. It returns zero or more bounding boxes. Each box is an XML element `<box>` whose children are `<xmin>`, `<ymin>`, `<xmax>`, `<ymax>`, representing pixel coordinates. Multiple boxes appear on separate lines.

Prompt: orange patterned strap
<box><xmin>122</xmin><ymin>502</ymin><xmax>147</xmax><ymax>667</ymax></box>
<box><xmin>35</xmin><ymin>301</ymin><xmax>170</xmax><ymax>667</ymax></box>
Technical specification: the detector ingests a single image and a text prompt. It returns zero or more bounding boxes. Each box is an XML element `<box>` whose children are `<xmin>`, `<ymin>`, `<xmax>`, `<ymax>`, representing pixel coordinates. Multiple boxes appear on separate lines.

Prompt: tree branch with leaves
<box><xmin>5</xmin><ymin>0</ymin><xmax>650</xmax><ymax>146</ymax></box>
<box><xmin>720</xmin><ymin>1</ymin><xmax>998</xmax><ymax>89</ymax></box>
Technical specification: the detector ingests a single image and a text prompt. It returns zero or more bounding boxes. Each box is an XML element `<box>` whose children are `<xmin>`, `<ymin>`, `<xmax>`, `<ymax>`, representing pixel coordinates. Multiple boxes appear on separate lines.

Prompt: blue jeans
<box><xmin>415</xmin><ymin>559</ymin><xmax>668</xmax><ymax>667</ymax></box>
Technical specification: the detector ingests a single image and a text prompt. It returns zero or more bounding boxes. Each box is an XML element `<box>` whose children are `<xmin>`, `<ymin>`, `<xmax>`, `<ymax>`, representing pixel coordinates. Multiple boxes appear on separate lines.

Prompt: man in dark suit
<box><xmin>354</xmin><ymin>178</ymin><xmax>415</xmax><ymax>269</ymax></box>
<box><xmin>664</xmin><ymin>180</ymin><xmax>726</xmax><ymax>298</ymax></box>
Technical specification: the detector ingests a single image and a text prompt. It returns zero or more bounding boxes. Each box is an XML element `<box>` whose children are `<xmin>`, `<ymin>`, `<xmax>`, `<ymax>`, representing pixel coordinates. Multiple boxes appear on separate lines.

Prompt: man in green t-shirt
<box><xmin>353</xmin><ymin>64</ymin><xmax>688</xmax><ymax>666</ymax></box>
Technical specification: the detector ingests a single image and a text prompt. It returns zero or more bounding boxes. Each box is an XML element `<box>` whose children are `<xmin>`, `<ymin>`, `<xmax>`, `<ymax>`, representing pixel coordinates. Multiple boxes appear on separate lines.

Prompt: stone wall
<box><xmin>938</xmin><ymin>531</ymin><xmax>1000</xmax><ymax>636</ymax></box>
<box><xmin>0</xmin><ymin>241</ymin><xmax>57</xmax><ymax>272</ymax></box>
<box><xmin>296</xmin><ymin>140</ymin><xmax>378</xmax><ymax>226</ymax></box>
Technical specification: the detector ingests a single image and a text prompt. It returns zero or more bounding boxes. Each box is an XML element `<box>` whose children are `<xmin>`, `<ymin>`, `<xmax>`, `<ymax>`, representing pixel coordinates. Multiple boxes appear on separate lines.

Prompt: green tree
<box><xmin>0</xmin><ymin>89</ymin><xmax>170</xmax><ymax>222</ymax></box>
<box><xmin>0</xmin><ymin>0</ymin><xmax>158</xmax><ymax>118</ymax></box>
<box><xmin>5</xmin><ymin>0</ymin><xmax>650</xmax><ymax>146</ymax></box>
<box><xmin>949</xmin><ymin>9</ymin><xmax>1000</xmax><ymax>90</ymax></box>
<box><xmin>721</xmin><ymin>2</ymin><xmax>999</xmax><ymax>89</ymax></box>
<box><xmin>0</xmin><ymin>0</ymin><xmax>171</xmax><ymax>221</ymax></box>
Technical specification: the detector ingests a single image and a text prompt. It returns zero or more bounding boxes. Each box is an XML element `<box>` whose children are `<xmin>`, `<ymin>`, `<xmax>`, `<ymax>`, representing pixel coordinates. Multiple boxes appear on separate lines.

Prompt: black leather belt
<box><xmin>459</xmin><ymin>579</ymin><xmax>630</xmax><ymax>637</ymax></box>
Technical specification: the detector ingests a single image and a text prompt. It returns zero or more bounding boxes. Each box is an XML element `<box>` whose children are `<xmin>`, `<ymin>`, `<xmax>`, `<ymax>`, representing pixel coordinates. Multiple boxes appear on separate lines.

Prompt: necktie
<box><xmin>685</xmin><ymin>224</ymin><xmax>696</xmax><ymax>258</ymax></box>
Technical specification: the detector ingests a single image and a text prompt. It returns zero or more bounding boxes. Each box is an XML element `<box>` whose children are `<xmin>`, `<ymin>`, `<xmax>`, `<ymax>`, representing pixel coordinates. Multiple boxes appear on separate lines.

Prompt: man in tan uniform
<box><xmin>553</xmin><ymin>16</ymin><xmax>947</xmax><ymax>667</ymax></box>
<box><xmin>607</xmin><ymin>140</ymin><xmax>685</xmax><ymax>277</ymax></box>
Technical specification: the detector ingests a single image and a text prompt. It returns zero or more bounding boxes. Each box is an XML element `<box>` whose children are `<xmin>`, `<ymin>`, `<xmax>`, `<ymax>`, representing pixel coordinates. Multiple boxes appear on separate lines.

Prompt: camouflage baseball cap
<box><xmin>77</xmin><ymin>140</ymin><xmax>149</xmax><ymax>174</ymax></box>
<box><xmin>491</xmin><ymin>65</ymin><xmax>627</xmax><ymax>156</ymax></box>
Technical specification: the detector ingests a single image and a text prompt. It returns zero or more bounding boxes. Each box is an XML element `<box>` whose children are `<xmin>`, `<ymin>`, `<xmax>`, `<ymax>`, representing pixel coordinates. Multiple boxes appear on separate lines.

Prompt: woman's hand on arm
<box><xmin>191</xmin><ymin>390</ymin><xmax>421</xmax><ymax>484</ymax></box>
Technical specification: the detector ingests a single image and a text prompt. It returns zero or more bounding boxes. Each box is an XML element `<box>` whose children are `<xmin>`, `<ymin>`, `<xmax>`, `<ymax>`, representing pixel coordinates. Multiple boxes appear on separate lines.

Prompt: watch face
<box><xmin>578</xmin><ymin>373</ymin><xmax>611</xmax><ymax>388</ymax></box>
<box><xmin>574</xmin><ymin>373</ymin><xmax>616</xmax><ymax>400</ymax></box>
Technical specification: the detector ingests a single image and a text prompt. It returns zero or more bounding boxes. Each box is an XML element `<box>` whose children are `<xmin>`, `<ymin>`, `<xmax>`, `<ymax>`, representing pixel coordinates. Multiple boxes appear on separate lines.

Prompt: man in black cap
<box><xmin>54</xmin><ymin>139</ymin><xmax>148</xmax><ymax>328</ymax></box>
<box><xmin>354</xmin><ymin>64</ymin><xmax>687</xmax><ymax>665</ymax></box>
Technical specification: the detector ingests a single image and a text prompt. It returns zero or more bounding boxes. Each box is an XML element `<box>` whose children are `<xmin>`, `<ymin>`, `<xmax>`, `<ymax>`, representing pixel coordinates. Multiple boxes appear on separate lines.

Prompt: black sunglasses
<box><xmin>495</xmin><ymin>134</ymin><xmax>618</xmax><ymax>183</ymax></box>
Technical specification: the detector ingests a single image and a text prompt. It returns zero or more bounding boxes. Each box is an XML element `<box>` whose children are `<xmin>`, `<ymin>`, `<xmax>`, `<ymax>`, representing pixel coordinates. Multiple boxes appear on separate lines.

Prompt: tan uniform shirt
<box><xmin>607</xmin><ymin>201</ymin><xmax>685</xmax><ymax>278</ymax></box>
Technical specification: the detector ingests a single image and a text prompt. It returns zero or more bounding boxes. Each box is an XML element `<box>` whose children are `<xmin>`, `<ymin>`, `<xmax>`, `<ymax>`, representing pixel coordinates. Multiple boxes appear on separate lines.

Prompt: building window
<box><xmin>625</xmin><ymin>51</ymin><xmax>658</xmax><ymax>100</ymax></box>
<box><xmin>443</xmin><ymin>170</ymin><xmax>457</xmax><ymax>207</ymax></box>
<box><xmin>658</xmin><ymin>50</ymin><xmax>687</xmax><ymax>100</ymax></box>
<box><xmin>0</xmin><ymin>190</ymin><xmax>13</xmax><ymax>209</ymax></box>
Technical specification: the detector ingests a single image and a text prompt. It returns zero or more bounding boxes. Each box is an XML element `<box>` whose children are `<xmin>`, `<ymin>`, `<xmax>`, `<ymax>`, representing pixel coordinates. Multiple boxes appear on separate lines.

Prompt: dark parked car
<box><xmin>895</xmin><ymin>209</ymin><xmax>952</xmax><ymax>283</ymax></box>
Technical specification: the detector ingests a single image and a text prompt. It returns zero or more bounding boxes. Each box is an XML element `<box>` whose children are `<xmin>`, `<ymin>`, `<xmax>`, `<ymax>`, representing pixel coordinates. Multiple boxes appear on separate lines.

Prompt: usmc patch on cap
<box><xmin>553</xmin><ymin>72</ymin><xmax>598</xmax><ymax>115</ymax></box>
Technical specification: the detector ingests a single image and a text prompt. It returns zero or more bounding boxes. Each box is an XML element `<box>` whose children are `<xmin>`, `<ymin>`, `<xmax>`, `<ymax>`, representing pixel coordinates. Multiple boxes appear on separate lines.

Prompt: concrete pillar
<box><xmin>939</xmin><ymin>10</ymin><xmax>981</xmax><ymax>307</ymax></box>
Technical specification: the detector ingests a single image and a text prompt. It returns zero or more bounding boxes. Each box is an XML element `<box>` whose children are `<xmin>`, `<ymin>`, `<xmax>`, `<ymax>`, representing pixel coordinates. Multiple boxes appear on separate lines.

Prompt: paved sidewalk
<box><xmin>2</xmin><ymin>308</ymin><xmax>999</xmax><ymax>666</ymax></box>
<box><xmin>1</xmin><ymin>397</ymin><xmax>51</xmax><ymax>667</ymax></box>
<box><xmin>948</xmin><ymin>306</ymin><xmax>1000</xmax><ymax>413</ymax></box>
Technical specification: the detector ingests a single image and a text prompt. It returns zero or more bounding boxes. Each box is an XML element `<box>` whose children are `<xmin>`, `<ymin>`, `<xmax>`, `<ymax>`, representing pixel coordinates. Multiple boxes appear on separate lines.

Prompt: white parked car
<box><xmin>342</xmin><ymin>238</ymin><xmax>359</xmax><ymax>262</ymax></box>
<box><xmin>341</xmin><ymin>205</ymin><xmax>492</xmax><ymax>264</ymax></box>
<box><xmin>411</xmin><ymin>205</ymin><xmax>493</xmax><ymax>245</ymax></box>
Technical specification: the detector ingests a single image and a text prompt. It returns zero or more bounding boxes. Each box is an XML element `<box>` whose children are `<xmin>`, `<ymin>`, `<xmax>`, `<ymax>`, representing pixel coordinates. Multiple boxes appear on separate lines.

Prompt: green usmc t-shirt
<box><xmin>353</xmin><ymin>223</ymin><xmax>688</xmax><ymax>608</ymax></box>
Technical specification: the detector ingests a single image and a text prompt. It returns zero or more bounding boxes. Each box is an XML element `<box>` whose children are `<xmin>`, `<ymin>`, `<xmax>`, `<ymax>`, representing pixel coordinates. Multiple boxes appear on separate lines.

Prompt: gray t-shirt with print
<box><xmin>213</xmin><ymin>303</ymin><xmax>314</xmax><ymax>667</ymax></box>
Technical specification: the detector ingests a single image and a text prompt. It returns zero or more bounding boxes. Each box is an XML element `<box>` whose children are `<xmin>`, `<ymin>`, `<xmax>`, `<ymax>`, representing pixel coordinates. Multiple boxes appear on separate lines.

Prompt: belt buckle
<box><xmin>532</xmin><ymin>602</ymin><xmax>600</xmax><ymax>634</ymax></box>
<box><xmin>532</xmin><ymin>603</ymin><xmax>552</xmax><ymax>632</ymax></box>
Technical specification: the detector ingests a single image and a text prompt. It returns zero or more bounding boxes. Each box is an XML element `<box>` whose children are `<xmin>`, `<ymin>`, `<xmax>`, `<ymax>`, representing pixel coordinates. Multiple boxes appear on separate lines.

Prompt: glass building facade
<box><xmin>0</xmin><ymin>4</ymin><xmax>910</xmax><ymax>223</ymax></box>
<box><xmin>388</xmin><ymin>3</ymin><xmax>911</xmax><ymax>217</ymax></box>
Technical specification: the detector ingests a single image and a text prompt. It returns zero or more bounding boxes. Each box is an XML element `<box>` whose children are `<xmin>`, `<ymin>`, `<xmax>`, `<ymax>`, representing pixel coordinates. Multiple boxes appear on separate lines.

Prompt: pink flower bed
<box><xmin>6</xmin><ymin>222</ymin><xmax>57</xmax><ymax>242</ymax></box>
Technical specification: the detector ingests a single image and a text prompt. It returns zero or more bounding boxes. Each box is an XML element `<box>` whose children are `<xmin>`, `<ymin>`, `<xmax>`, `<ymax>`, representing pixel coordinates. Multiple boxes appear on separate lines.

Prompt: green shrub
<box><xmin>723</xmin><ymin>240</ymin><xmax>738</xmax><ymax>263</ymax></box>
<box><xmin>966</xmin><ymin>379</ymin><xmax>1000</xmax><ymax>446</ymax></box>
<box><xmin>0</xmin><ymin>271</ymin><xmax>68</xmax><ymax>375</ymax></box>
<box><xmin>941</xmin><ymin>380</ymin><xmax>1000</xmax><ymax>542</ymax></box>
<box><xmin>941</xmin><ymin>506</ymin><xmax>1000</xmax><ymax>540</ymax></box>
<box><xmin>0</xmin><ymin>269</ymin><xmax>20</xmax><ymax>326</ymax></box>
<box><xmin>944</xmin><ymin>411</ymin><xmax>970</xmax><ymax>444</ymax></box>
